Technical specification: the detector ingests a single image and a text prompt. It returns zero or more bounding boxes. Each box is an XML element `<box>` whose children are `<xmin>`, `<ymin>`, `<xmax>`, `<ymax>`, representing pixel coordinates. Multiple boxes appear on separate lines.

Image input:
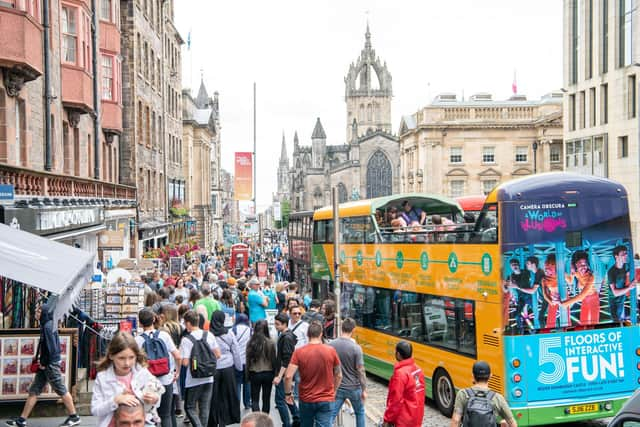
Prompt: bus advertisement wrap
<box><xmin>505</xmin><ymin>328</ymin><xmax>636</xmax><ymax>402</ymax></box>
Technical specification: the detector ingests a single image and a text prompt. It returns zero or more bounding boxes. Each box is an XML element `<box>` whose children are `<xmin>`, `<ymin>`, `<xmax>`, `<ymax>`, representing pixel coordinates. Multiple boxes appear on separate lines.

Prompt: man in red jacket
<box><xmin>383</xmin><ymin>341</ymin><xmax>425</xmax><ymax>427</ymax></box>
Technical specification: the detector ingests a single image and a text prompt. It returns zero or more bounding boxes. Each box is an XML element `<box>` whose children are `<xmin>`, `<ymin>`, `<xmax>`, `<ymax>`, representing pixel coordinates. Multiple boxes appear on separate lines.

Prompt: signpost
<box><xmin>257</xmin><ymin>262</ymin><xmax>268</xmax><ymax>280</ymax></box>
<box><xmin>0</xmin><ymin>184</ymin><xmax>14</xmax><ymax>203</ymax></box>
<box><xmin>169</xmin><ymin>257</ymin><xmax>184</xmax><ymax>276</ymax></box>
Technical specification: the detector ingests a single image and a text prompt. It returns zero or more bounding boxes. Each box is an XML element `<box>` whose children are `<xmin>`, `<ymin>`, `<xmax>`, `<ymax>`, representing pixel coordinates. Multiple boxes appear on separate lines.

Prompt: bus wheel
<box><xmin>433</xmin><ymin>369</ymin><xmax>455</xmax><ymax>417</ymax></box>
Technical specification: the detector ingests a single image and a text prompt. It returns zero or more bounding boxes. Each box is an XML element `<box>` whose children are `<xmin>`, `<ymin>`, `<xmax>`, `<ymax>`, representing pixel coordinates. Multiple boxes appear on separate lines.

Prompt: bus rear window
<box><xmin>313</xmin><ymin>220</ymin><xmax>334</xmax><ymax>243</ymax></box>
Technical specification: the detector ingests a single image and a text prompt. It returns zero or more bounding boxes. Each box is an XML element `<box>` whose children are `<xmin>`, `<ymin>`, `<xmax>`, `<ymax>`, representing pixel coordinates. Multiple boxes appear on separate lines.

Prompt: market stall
<box><xmin>0</xmin><ymin>223</ymin><xmax>94</xmax><ymax>401</ymax></box>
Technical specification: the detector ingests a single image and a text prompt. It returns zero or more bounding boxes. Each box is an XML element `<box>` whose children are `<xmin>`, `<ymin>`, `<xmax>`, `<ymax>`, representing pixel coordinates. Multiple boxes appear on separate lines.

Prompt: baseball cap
<box><xmin>472</xmin><ymin>361</ymin><xmax>491</xmax><ymax>378</ymax></box>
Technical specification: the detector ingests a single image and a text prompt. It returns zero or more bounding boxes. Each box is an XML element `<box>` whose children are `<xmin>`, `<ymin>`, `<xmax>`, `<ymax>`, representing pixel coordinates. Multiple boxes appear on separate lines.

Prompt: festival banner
<box><xmin>234</xmin><ymin>152</ymin><xmax>253</xmax><ymax>201</ymax></box>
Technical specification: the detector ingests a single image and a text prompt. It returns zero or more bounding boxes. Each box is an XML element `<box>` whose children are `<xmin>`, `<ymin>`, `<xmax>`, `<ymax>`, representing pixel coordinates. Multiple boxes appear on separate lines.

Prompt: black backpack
<box><xmin>462</xmin><ymin>388</ymin><xmax>496</xmax><ymax>427</ymax></box>
<box><xmin>185</xmin><ymin>331</ymin><xmax>217</xmax><ymax>378</ymax></box>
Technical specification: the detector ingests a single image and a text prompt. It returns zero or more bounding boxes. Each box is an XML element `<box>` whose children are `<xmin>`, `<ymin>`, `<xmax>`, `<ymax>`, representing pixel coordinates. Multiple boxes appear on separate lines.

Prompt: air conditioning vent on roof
<box><xmin>435</xmin><ymin>93</ymin><xmax>457</xmax><ymax>102</ymax></box>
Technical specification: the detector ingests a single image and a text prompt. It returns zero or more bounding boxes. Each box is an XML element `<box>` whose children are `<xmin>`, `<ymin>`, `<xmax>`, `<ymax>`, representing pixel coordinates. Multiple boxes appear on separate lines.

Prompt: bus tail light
<box><xmin>636</xmin><ymin>347</ymin><xmax>640</xmax><ymax>356</ymax></box>
<box><xmin>512</xmin><ymin>358</ymin><xmax>521</xmax><ymax>368</ymax></box>
<box><xmin>637</xmin><ymin>362</ymin><xmax>640</xmax><ymax>370</ymax></box>
<box><xmin>513</xmin><ymin>388</ymin><xmax>523</xmax><ymax>398</ymax></box>
<box><xmin>513</xmin><ymin>373</ymin><xmax>522</xmax><ymax>383</ymax></box>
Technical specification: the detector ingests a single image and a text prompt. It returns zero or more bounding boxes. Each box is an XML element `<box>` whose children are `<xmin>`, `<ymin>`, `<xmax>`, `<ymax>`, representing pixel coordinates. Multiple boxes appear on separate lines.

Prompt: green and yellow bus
<box><xmin>311</xmin><ymin>173</ymin><xmax>639</xmax><ymax>426</ymax></box>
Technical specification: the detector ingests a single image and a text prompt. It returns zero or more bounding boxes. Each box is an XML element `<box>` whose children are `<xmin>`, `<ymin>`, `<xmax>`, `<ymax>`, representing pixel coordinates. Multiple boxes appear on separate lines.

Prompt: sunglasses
<box><xmin>291</xmin><ymin>312</ymin><xmax>301</xmax><ymax>315</ymax></box>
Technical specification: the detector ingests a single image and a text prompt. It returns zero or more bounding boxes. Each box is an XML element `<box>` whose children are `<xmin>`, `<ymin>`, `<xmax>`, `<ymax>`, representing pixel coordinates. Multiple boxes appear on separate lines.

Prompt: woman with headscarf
<box><xmin>208</xmin><ymin>311</ymin><xmax>242</xmax><ymax>427</ymax></box>
<box><xmin>232</xmin><ymin>314</ymin><xmax>252</xmax><ymax>410</ymax></box>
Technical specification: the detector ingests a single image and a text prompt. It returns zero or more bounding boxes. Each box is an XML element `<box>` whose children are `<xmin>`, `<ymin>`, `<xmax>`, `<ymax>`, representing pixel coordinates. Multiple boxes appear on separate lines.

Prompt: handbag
<box><xmin>29</xmin><ymin>339</ymin><xmax>41</xmax><ymax>373</ymax></box>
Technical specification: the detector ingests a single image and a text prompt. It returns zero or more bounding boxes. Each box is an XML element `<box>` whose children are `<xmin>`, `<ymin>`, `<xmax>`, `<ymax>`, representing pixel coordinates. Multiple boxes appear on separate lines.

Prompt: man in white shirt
<box><xmin>288</xmin><ymin>307</ymin><xmax>309</xmax><ymax>350</ymax></box>
<box><xmin>179</xmin><ymin>310</ymin><xmax>221</xmax><ymax>427</ymax></box>
<box><xmin>287</xmin><ymin>306</ymin><xmax>309</xmax><ymax>401</ymax></box>
<box><xmin>135</xmin><ymin>308</ymin><xmax>181</xmax><ymax>427</ymax></box>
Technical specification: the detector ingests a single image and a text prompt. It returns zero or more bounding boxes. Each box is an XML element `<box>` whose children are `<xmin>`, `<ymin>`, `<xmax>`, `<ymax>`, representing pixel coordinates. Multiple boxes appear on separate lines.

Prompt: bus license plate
<box><xmin>568</xmin><ymin>404</ymin><xmax>599</xmax><ymax>414</ymax></box>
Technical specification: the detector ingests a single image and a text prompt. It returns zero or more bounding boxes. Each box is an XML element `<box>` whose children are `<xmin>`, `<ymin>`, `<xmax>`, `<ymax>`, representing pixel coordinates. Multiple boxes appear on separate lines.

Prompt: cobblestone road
<box><xmin>363</xmin><ymin>374</ymin><xmax>611</xmax><ymax>427</ymax></box>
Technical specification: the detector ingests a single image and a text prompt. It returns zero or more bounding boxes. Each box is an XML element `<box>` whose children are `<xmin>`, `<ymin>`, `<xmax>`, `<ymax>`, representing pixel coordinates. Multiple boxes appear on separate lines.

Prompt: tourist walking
<box><xmin>135</xmin><ymin>308</ymin><xmax>182</xmax><ymax>427</ymax></box>
<box><xmin>91</xmin><ymin>332</ymin><xmax>162</xmax><ymax>427</ymax></box>
<box><xmin>246</xmin><ymin>319</ymin><xmax>276</xmax><ymax>413</ymax></box>
<box><xmin>273</xmin><ymin>313</ymin><xmax>300</xmax><ymax>427</ymax></box>
<box><xmin>450</xmin><ymin>361</ymin><xmax>517</xmax><ymax>427</ymax></box>
<box><xmin>180</xmin><ymin>310</ymin><xmax>220</xmax><ymax>427</ymax></box>
<box><xmin>383</xmin><ymin>341</ymin><xmax>425</xmax><ymax>427</ymax></box>
<box><xmin>6</xmin><ymin>297</ymin><xmax>81</xmax><ymax>427</ymax></box>
<box><xmin>284</xmin><ymin>322</ymin><xmax>342</xmax><ymax>427</ymax></box>
<box><xmin>233</xmin><ymin>313</ymin><xmax>252</xmax><ymax>410</ymax></box>
<box><xmin>208</xmin><ymin>311</ymin><xmax>243</xmax><ymax>427</ymax></box>
<box><xmin>330</xmin><ymin>318</ymin><xmax>366</xmax><ymax>427</ymax></box>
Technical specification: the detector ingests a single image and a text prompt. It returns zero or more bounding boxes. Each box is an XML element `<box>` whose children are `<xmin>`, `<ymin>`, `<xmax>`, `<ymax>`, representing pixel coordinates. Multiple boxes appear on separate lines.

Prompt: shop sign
<box><xmin>139</xmin><ymin>225</ymin><xmax>168</xmax><ymax>240</ymax></box>
<box><xmin>0</xmin><ymin>185</ymin><xmax>14</xmax><ymax>202</ymax></box>
<box><xmin>98</xmin><ymin>230</ymin><xmax>125</xmax><ymax>250</ymax></box>
<box><xmin>186</xmin><ymin>220</ymin><xmax>197</xmax><ymax>236</ymax></box>
<box><xmin>104</xmin><ymin>208</ymin><xmax>136</xmax><ymax>220</ymax></box>
<box><xmin>0</xmin><ymin>206</ymin><xmax>103</xmax><ymax>235</ymax></box>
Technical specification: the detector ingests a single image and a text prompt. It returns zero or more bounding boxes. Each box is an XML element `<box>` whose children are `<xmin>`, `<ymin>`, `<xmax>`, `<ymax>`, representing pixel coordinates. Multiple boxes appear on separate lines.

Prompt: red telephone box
<box><xmin>230</xmin><ymin>243</ymin><xmax>249</xmax><ymax>271</ymax></box>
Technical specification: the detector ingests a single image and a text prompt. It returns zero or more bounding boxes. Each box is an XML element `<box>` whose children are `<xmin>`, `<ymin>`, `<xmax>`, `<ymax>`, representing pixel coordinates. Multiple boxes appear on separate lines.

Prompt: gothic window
<box><xmin>359</xmin><ymin>104</ymin><xmax>364</xmax><ymax>122</ymax></box>
<box><xmin>366</xmin><ymin>150</ymin><xmax>392</xmax><ymax>198</ymax></box>
<box><xmin>367</xmin><ymin>104</ymin><xmax>372</xmax><ymax>121</ymax></box>
<box><xmin>337</xmin><ymin>183</ymin><xmax>348</xmax><ymax>203</ymax></box>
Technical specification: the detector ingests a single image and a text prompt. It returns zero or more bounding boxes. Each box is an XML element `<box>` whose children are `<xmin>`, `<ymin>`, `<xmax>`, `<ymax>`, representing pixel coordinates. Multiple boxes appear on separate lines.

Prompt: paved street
<box><xmin>364</xmin><ymin>374</ymin><xmax>612</xmax><ymax>427</ymax></box>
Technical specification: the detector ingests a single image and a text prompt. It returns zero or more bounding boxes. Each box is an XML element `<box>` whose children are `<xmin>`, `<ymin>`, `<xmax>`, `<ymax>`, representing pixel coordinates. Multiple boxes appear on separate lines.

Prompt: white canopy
<box><xmin>0</xmin><ymin>223</ymin><xmax>94</xmax><ymax>323</ymax></box>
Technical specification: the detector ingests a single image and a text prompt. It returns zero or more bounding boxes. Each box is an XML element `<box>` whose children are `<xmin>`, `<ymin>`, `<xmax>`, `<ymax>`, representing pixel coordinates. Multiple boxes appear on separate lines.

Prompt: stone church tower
<box><xmin>276</xmin><ymin>132</ymin><xmax>290</xmax><ymax>201</ymax></box>
<box><xmin>344</xmin><ymin>24</ymin><xmax>393</xmax><ymax>142</ymax></box>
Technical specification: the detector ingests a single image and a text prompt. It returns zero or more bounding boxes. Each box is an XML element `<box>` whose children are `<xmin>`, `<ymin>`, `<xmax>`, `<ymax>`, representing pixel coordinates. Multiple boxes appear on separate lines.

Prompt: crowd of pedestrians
<box><xmin>94</xmin><ymin>252</ymin><xmax>348</xmax><ymax>427</ymax></box>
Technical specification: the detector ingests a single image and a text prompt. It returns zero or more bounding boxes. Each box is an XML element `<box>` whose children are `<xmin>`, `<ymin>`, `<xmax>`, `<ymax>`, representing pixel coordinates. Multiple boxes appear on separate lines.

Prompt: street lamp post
<box><xmin>532</xmin><ymin>140</ymin><xmax>539</xmax><ymax>174</ymax></box>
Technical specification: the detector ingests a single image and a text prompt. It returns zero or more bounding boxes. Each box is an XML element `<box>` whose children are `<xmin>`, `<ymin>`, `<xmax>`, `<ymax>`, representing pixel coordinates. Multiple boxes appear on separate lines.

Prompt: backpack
<box><xmin>462</xmin><ymin>388</ymin><xmax>496</xmax><ymax>427</ymax></box>
<box><xmin>141</xmin><ymin>330</ymin><xmax>171</xmax><ymax>377</ymax></box>
<box><xmin>185</xmin><ymin>331</ymin><xmax>217</xmax><ymax>378</ymax></box>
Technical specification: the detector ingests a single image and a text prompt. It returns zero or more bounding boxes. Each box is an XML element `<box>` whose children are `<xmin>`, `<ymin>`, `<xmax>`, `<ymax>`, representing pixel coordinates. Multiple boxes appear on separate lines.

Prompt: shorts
<box><xmin>28</xmin><ymin>363</ymin><xmax>67</xmax><ymax>396</ymax></box>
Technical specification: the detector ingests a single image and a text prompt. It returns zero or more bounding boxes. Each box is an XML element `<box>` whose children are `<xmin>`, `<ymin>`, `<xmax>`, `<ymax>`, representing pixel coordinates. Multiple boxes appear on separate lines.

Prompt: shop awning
<box><xmin>0</xmin><ymin>223</ymin><xmax>94</xmax><ymax>323</ymax></box>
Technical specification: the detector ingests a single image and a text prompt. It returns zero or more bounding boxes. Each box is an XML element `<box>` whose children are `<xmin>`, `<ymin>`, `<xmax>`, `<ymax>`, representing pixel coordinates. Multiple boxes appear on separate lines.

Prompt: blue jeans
<box><xmin>299</xmin><ymin>401</ymin><xmax>333</xmax><ymax>427</ymax></box>
<box><xmin>275</xmin><ymin>380</ymin><xmax>299</xmax><ymax>427</ymax></box>
<box><xmin>332</xmin><ymin>388</ymin><xmax>365</xmax><ymax>427</ymax></box>
<box><xmin>235</xmin><ymin>366</ymin><xmax>251</xmax><ymax>408</ymax></box>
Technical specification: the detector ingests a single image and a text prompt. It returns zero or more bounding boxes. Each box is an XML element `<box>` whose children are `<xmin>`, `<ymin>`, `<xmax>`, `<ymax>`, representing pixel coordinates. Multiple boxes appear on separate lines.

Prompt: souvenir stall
<box><xmin>0</xmin><ymin>223</ymin><xmax>94</xmax><ymax>402</ymax></box>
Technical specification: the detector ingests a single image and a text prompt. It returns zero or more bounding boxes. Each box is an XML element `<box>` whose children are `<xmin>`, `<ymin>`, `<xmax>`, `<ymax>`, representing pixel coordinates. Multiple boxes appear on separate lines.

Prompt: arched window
<box><xmin>367</xmin><ymin>104</ymin><xmax>372</xmax><ymax>121</ymax></box>
<box><xmin>337</xmin><ymin>183</ymin><xmax>348</xmax><ymax>203</ymax></box>
<box><xmin>366</xmin><ymin>150</ymin><xmax>392</xmax><ymax>198</ymax></box>
<box><xmin>359</xmin><ymin>104</ymin><xmax>364</xmax><ymax>122</ymax></box>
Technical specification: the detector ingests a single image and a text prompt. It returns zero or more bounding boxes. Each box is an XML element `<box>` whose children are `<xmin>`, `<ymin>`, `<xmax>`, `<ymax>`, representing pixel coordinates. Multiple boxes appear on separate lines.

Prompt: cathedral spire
<box><xmin>280</xmin><ymin>132</ymin><xmax>288</xmax><ymax>165</ymax></box>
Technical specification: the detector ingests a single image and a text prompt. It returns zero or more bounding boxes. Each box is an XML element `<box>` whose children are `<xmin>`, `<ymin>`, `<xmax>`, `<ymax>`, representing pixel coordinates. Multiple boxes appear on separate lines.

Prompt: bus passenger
<box><xmin>563</xmin><ymin>250</ymin><xmax>599</xmax><ymax>325</ymax></box>
<box><xmin>505</xmin><ymin>259</ymin><xmax>537</xmax><ymax>333</ymax></box>
<box><xmin>401</xmin><ymin>201</ymin><xmax>426</xmax><ymax>226</ymax></box>
<box><xmin>607</xmin><ymin>245</ymin><xmax>634</xmax><ymax>322</ymax></box>
<box><xmin>388</xmin><ymin>207</ymin><xmax>407</xmax><ymax>231</ymax></box>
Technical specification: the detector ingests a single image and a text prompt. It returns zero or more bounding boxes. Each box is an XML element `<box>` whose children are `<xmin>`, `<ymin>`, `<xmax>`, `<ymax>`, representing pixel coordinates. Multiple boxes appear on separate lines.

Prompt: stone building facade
<box><xmin>0</xmin><ymin>0</ymin><xmax>136</xmax><ymax>263</ymax></box>
<box><xmin>120</xmin><ymin>0</ymin><xmax>183</xmax><ymax>255</ymax></box>
<box><xmin>562</xmin><ymin>0</ymin><xmax>640</xmax><ymax>247</ymax></box>
<box><xmin>398</xmin><ymin>92</ymin><xmax>563</xmax><ymax>197</ymax></box>
<box><xmin>181</xmin><ymin>80</ymin><xmax>218</xmax><ymax>250</ymax></box>
<box><xmin>288</xmin><ymin>26</ymin><xmax>399</xmax><ymax>211</ymax></box>
<box><xmin>221</xmin><ymin>168</ymin><xmax>239</xmax><ymax>244</ymax></box>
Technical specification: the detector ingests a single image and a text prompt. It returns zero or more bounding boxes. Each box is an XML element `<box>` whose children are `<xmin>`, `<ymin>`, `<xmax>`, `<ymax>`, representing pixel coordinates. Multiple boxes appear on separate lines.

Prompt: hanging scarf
<box><xmin>209</xmin><ymin>310</ymin><xmax>228</xmax><ymax>336</ymax></box>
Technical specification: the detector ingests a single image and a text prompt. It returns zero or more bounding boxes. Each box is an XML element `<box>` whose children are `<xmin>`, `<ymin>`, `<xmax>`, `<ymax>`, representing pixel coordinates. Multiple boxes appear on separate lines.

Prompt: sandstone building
<box><xmin>398</xmin><ymin>93</ymin><xmax>563</xmax><ymax>197</ymax></box>
<box><xmin>0</xmin><ymin>0</ymin><xmax>136</xmax><ymax>265</ymax></box>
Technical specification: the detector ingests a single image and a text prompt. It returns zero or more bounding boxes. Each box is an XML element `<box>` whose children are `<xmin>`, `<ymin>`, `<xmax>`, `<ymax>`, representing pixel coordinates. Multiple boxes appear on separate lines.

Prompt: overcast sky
<box><xmin>175</xmin><ymin>1</ymin><xmax>563</xmax><ymax>213</ymax></box>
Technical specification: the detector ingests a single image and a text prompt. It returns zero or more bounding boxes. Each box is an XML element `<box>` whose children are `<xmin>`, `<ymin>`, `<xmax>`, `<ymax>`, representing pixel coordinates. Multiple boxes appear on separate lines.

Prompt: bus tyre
<box><xmin>433</xmin><ymin>369</ymin><xmax>455</xmax><ymax>418</ymax></box>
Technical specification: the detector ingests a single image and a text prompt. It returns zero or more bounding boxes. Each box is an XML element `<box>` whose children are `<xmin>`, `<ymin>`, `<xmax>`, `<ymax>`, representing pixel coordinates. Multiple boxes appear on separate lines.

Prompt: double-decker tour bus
<box><xmin>287</xmin><ymin>211</ymin><xmax>313</xmax><ymax>294</ymax></box>
<box><xmin>456</xmin><ymin>195</ymin><xmax>486</xmax><ymax>221</ymax></box>
<box><xmin>311</xmin><ymin>173</ymin><xmax>638</xmax><ymax>426</ymax></box>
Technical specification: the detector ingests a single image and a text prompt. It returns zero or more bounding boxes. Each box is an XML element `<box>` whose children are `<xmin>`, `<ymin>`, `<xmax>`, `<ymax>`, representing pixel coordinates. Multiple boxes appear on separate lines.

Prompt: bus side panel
<box><xmin>336</xmin><ymin>241</ymin><xmax>506</xmax><ymax>399</ymax></box>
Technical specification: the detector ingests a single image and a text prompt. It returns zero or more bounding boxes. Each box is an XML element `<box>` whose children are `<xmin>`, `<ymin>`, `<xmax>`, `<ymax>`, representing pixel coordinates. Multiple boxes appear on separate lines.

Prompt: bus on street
<box><xmin>311</xmin><ymin>173</ymin><xmax>638</xmax><ymax>426</ymax></box>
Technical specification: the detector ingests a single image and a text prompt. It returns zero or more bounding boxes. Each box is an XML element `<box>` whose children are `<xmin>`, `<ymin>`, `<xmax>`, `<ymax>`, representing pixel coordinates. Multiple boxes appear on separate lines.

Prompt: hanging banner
<box><xmin>234</xmin><ymin>152</ymin><xmax>253</xmax><ymax>201</ymax></box>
